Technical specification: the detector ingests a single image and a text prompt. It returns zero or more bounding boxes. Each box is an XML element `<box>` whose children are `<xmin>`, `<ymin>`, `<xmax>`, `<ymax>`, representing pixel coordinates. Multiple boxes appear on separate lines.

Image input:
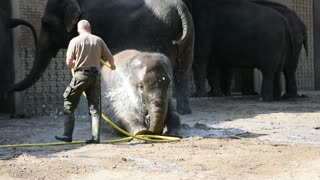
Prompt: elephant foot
<box><xmin>208</xmin><ymin>90</ymin><xmax>224</xmax><ymax>97</ymax></box>
<box><xmin>177</xmin><ymin>106</ymin><xmax>192</xmax><ymax>115</ymax></box>
<box><xmin>193</xmin><ymin>89</ymin><xmax>208</xmax><ymax>97</ymax></box>
<box><xmin>241</xmin><ymin>91</ymin><xmax>259</xmax><ymax>96</ymax></box>
<box><xmin>273</xmin><ymin>96</ymin><xmax>281</xmax><ymax>101</ymax></box>
<box><xmin>261</xmin><ymin>95</ymin><xmax>274</xmax><ymax>101</ymax></box>
<box><xmin>281</xmin><ymin>93</ymin><xmax>308</xmax><ymax>100</ymax></box>
<box><xmin>165</xmin><ymin>111</ymin><xmax>181</xmax><ymax>130</ymax></box>
<box><xmin>299</xmin><ymin>94</ymin><xmax>308</xmax><ymax>98</ymax></box>
<box><xmin>223</xmin><ymin>91</ymin><xmax>232</xmax><ymax>97</ymax></box>
<box><xmin>176</xmin><ymin>97</ymin><xmax>192</xmax><ymax>115</ymax></box>
<box><xmin>135</xmin><ymin>129</ymin><xmax>154</xmax><ymax>135</ymax></box>
<box><xmin>163</xmin><ymin>129</ymin><xmax>181</xmax><ymax>138</ymax></box>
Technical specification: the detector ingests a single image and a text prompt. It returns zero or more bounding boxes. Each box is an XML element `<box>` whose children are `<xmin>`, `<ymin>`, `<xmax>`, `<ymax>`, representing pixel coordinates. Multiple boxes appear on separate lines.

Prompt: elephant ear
<box><xmin>63</xmin><ymin>0</ymin><xmax>81</xmax><ymax>32</ymax></box>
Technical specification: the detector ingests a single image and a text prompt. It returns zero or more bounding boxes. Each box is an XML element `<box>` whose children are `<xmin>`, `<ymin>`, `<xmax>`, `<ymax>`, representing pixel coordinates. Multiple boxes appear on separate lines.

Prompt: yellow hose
<box><xmin>0</xmin><ymin>60</ymin><xmax>180</xmax><ymax>148</ymax></box>
<box><xmin>83</xmin><ymin>60</ymin><xmax>181</xmax><ymax>143</ymax></box>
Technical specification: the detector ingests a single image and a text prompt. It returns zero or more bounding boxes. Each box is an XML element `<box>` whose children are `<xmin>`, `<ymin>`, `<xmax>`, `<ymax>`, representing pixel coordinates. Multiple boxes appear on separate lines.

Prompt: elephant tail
<box><xmin>302</xmin><ymin>26</ymin><xmax>309</xmax><ymax>58</ymax></box>
<box><xmin>284</xmin><ymin>19</ymin><xmax>295</xmax><ymax>66</ymax></box>
<box><xmin>8</xmin><ymin>18</ymin><xmax>38</xmax><ymax>46</ymax></box>
<box><xmin>172</xmin><ymin>2</ymin><xmax>194</xmax><ymax>47</ymax></box>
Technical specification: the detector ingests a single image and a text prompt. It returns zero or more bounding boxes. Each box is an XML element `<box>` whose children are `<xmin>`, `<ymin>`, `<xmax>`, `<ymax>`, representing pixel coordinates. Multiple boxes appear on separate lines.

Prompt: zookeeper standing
<box><xmin>55</xmin><ymin>19</ymin><xmax>116</xmax><ymax>144</ymax></box>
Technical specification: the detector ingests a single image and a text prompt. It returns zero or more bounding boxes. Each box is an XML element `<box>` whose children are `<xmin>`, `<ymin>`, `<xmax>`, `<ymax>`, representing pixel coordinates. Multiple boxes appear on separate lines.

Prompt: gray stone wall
<box><xmin>292</xmin><ymin>0</ymin><xmax>314</xmax><ymax>90</ymax></box>
<box><xmin>11</xmin><ymin>0</ymin><xmax>88</xmax><ymax>116</ymax></box>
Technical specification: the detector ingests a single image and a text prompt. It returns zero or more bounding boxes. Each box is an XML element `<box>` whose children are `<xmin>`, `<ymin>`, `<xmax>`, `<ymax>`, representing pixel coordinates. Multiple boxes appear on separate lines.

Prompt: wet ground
<box><xmin>0</xmin><ymin>91</ymin><xmax>320</xmax><ymax>179</ymax></box>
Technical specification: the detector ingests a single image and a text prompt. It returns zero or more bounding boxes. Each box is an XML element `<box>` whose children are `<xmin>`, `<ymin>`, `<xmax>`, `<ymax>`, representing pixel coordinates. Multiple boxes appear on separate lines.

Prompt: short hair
<box><xmin>77</xmin><ymin>20</ymin><xmax>91</xmax><ymax>32</ymax></box>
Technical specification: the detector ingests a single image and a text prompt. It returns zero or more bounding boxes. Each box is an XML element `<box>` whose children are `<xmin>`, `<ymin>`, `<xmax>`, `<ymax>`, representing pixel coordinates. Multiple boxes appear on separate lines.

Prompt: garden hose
<box><xmin>79</xmin><ymin>60</ymin><xmax>181</xmax><ymax>143</ymax></box>
<box><xmin>0</xmin><ymin>60</ymin><xmax>180</xmax><ymax>149</ymax></box>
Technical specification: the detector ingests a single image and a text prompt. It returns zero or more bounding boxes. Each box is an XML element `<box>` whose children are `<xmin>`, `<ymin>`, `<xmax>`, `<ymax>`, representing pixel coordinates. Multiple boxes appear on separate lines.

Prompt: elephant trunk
<box><xmin>9</xmin><ymin>29</ymin><xmax>59</xmax><ymax>92</ymax></box>
<box><xmin>148</xmin><ymin>100</ymin><xmax>168</xmax><ymax>135</ymax></box>
<box><xmin>8</xmin><ymin>18</ymin><xmax>38</xmax><ymax>46</ymax></box>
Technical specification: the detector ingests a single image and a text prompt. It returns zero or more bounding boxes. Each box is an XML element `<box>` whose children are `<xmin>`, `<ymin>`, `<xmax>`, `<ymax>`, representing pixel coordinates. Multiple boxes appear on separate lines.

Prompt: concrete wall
<box><xmin>291</xmin><ymin>0</ymin><xmax>314</xmax><ymax>90</ymax></box>
<box><xmin>313</xmin><ymin>0</ymin><xmax>320</xmax><ymax>89</ymax></box>
<box><xmin>11</xmin><ymin>0</ymin><xmax>88</xmax><ymax>116</ymax></box>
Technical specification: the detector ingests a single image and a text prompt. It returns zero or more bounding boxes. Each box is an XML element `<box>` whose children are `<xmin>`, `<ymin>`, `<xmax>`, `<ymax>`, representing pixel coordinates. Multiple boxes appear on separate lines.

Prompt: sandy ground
<box><xmin>0</xmin><ymin>91</ymin><xmax>320</xmax><ymax>180</ymax></box>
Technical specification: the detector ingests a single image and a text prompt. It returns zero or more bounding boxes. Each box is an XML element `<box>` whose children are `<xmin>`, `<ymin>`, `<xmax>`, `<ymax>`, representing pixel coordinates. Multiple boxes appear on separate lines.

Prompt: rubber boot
<box><xmin>86</xmin><ymin>116</ymin><xmax>100</xmax><ymax>144</ymax></box>
<box><xmin>55</xmin><ymin>114</ymin><xmax>75</xmax><ymax>142</ymax></box>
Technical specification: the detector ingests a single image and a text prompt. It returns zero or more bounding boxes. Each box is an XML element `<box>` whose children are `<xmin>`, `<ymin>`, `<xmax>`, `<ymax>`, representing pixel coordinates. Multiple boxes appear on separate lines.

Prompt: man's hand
<box><xmin>106</xmin><ymin>57</ymin><xmax>116</xmax><ymax>70</ymax></box>
<box><xmin>66</xmin><ymin>59</ymin><xmax>75</xmax><ymax>68</ymax></box>
<box><xmin>110</xmin><ymin>64</ymin><xmax>116</xmax><ymax>70</ymax></box>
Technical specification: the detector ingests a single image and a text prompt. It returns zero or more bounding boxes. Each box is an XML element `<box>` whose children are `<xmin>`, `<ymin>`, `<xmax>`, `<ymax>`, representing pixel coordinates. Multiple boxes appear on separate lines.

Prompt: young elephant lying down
<box><xmin>100</xmin><ymin>50</ymin><xmax>180</xmax><ymax>135</ymax></box>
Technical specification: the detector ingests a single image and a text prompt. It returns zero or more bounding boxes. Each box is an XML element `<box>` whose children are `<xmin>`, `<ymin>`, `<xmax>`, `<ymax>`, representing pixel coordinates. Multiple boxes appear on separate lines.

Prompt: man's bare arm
<box><xmin>66</xmin><ymin>40</ymin><xmax>76</xmax><ymax>68</ymax></box>
<box><xmin>101</xmin><ymin>41</ymin><xmax>116</xmax><ymax>70</ymax></box>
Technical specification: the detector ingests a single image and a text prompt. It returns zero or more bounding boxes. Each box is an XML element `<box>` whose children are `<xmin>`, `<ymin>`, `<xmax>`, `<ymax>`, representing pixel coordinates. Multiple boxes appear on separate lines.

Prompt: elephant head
<box><xmin>10</xmin><ymin>0</ymin><xmax>81</xmax><ymax>91</ymax></box>
<box><xmin>128</xmin><ymin>53</ymin><xmax>173</xmax><ymax>135</ymax></box>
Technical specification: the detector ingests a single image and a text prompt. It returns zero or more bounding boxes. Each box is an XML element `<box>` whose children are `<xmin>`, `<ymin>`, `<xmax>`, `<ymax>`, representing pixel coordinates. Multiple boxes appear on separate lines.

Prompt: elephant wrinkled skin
<box><xmin>101</xmin><ymin>50</ymin><xmax>180</xmax><ymax>135</ymax></box>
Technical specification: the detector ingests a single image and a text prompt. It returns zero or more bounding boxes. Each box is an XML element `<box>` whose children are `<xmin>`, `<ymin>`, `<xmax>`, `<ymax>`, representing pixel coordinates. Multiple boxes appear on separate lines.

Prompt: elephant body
<box><xmin>11</xmin><ymin>0</ymin><xmax>194</xmax><ymax>115</ymax></box>
<box><xmin>0</xmin><ymin>10</ymin><xmax>7</xmax><ymax>55</ymax></box>
<box><xmin>250</xmin><ymin>0</ymin><xmax>308</xmax><ymax>98</ymax></box>
<box><xmin>191</xmin><ymin>0</ymin><xmax>292</xmax><ymax>101</ymax></box>
<box><xmin>209</xmin><ymin>0</ymin><xmax>308</xmax><ymax>98</ymax></box>
<box><xmin>101</xmin><ymin>50</ymin><xmax>180</xmax><ymax>135</ymax></box>
<box><xmin>213</xmin><ymin>0</ymin><xmax>308</xmax><ymax>98</ymax></box>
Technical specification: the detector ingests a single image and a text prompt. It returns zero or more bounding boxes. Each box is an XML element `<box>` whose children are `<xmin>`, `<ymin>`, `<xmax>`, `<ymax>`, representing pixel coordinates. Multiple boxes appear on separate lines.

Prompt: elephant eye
<box><xmin>42</xmin><ymin>19</ymin><xmax>50</xmax><ymax>27</ymax></box>
<box><xmin>41</xmin><ymin>16</ymin><xmax>60</xmax><ymax>28</ymax></box>
<box><xmin>138</xmin><ymin>83</ymin><xmax>144</xmax><ymax>90</ymax></box>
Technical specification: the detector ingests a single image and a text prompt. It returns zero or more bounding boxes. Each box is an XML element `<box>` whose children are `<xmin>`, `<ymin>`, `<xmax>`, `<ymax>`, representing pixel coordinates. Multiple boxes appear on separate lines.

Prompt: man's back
<box><xmin>67</xmin><ymin>33</ymin><xmax>106</xmax><ymax>69</ymax></box>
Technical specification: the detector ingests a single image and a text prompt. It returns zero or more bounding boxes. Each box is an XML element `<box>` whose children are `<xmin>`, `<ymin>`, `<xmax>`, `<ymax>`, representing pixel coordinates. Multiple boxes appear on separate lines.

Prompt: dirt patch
<box><xmin>1</xmin><ymin>91</ymin><xmax>320</xmax><ymax>179</ymax></box>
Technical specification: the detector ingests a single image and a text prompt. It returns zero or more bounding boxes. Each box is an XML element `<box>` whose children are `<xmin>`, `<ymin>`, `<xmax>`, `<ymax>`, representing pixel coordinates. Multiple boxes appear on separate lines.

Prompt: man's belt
<box><xmin>75</xmin><ymin>67</ymin><xmax>98</xmax><ymax>73</ymax></box>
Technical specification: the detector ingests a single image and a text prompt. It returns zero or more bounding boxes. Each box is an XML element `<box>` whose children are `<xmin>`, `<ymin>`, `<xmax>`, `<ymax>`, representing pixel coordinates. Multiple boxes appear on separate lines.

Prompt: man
<box><xmin>55</xmin><ymin>20</ymin><xmax>116</xmax><ymax>144</ymax></box>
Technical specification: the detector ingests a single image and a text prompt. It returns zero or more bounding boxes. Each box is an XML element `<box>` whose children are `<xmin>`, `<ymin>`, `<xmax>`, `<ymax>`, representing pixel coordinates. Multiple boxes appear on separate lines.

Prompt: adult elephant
<box><xmin>10</xmin><ymin>0</ymin><xmax>194</xmax><ymax>115</ymax></box>
<box><xmin>250</xmin><ymin>0</ymin><xmax>308</xmax><ymax>99</ymax></box>
<box><xmin>101</xmin><ymin>50</ymin><xmax>180</xmax><ymax>135</ymax></box>
<box><xmin>191</xmin><ymin>0</ymin><xmax>292</xmax><ymax>101</ymax></box>
<box><xmin>204</xmin><ymin>0</ymin><xmax>308</xmax><ymax>98</ymax></box>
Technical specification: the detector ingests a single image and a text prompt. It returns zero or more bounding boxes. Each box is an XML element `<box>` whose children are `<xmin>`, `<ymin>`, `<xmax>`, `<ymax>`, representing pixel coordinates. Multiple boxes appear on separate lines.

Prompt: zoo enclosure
<box><xmin>4</xmin><ymin>0</ymin><xmax>319</xmax><ymax>116</ymax></box>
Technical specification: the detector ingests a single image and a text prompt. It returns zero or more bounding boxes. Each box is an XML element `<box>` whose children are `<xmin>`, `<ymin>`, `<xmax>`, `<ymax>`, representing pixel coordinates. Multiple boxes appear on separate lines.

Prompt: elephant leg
<box><xmin>273</xmin><ymin>71</ymin><xmax>282</xmax><ymax>101</ymax></box>
<box><xmin>175</xmin><ymin>85</ymin><xmax>191</xmax><ymax>115</ymax></box>
<box><xmin>207</xmin><ymin>65</ymin><xmax>224</xmax><ymax>97</ymax></box>
<box><xmin>220</xmin><ymin>67</ymin><xmax>233</xmax><ymax>96</ymax></box>
<box><xmin>173</xmin><ymin>45</ymin><xmax>193</xmax><ymax>115</ymax></box>
<box><xmin>164</xmin><ymin>101</ymin><xmax>181</xmax><ymax>135</ymax></box>
<box><xmin>174</xmin><ymin>66</ymin><xmax>192</xmax><ymax>115</ymax></box>
<box><xmin>193</xmin><ymin>59</ymin><xmax>208</xmax><ymax>97</ymax></box>
<box><xmin>174</xmin><ymin>68</ymin><xmax>192</xmax><ymax>115</ymax></box>
<box><xmin>282</xmin><ymin>67</ymin><xmax>298</xmax><ymax>99</ymax></box>
<box><xmin>164</xmin><ymin>111</ymin><xmax>181</xmax><ymax>136</ymax></box>
<box><xmin>241</xmin><ymin>69</ymin><xmax>257</xmax><ymax>95</ymax></box>
<box><xmin>261</xmin><ymin>71</ymin><xmax>274</xmax><ymax>101</ymax></box>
